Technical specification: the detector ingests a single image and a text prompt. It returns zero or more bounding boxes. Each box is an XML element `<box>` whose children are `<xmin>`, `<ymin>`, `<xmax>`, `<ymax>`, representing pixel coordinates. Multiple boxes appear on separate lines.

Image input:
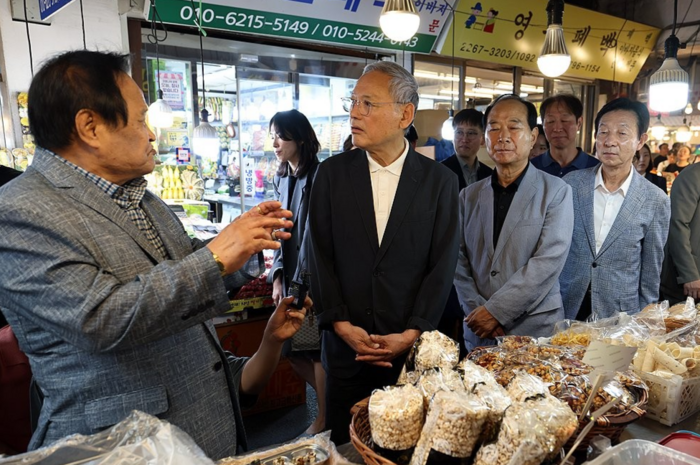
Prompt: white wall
<box><xmin>0</xmin><ymin>0</ymin><xmax>126</xmax><ymax>148</ymax></box>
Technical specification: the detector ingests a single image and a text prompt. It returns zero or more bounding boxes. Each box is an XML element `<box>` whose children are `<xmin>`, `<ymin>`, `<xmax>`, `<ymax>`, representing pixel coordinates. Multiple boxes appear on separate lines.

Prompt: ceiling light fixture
<box><xmin>537</xmin><ymin>0</ymin><xmax>571</xmax><ymax>78</ymax></box>
<box><xmin>191</xmin><ymin>4</ymin><xmax>220</xmax><ymax>160</ymax></box>
<box><xmin>685</xmin><ymin>102</ymin><xmax>693</xmax><ymax>115</ymax></box>
<box><xmin>379</xmin><ymin>0</ymin><xmax>420</xmax><ymax>42</ymax></box>
<box><xmin>676</xmin><ymin>118</ymin><xmax>692</xmax><ymax>143</ymax></box>
<box><xmin>649</xmin><ymin>0</ymin><xmax>689</xmax><ymax>112</ymax></box>
<box><xmin>650</xmin><ymin>114</ymin><xmax>667</xmax><ymax>140</ymax></box>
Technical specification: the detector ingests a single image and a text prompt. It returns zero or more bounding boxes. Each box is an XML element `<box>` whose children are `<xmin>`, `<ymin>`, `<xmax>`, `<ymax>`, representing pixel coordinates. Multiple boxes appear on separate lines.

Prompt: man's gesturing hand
<box><xmin>207</xmin><ymin>201</ymin><xmax>293</xmax><ymax>274</ymax></box>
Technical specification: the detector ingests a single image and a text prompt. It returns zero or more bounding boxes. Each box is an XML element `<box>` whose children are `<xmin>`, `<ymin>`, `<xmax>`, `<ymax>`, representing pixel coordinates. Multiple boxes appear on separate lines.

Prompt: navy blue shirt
<box><xmin>531</xmin><ymin>148</ymin><xmax>599</xmax><ymax>177</ymax></box>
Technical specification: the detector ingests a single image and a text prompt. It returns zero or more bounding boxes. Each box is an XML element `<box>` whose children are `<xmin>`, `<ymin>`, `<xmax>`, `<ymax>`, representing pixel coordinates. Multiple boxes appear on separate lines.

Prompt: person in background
<box><xmin>663</xmin><ymin>144</ymin><xmax>693</xmax><ymax>176</ymax></box>
<box><xmin>342</xmin><ymin>135</ymin><xmax>354</xmax><ymax>152</ymax></box>
<box><xmin>657</xmin><ymin>150</ymin><xmax>676</xmax><ymax>175</ymax></box>
<box><xmin>529</xmin><ymin>124</ymin><xmax>549</xmax><ymax>159</ymax></box>
<box><xmin>454</xmin><ymin>94</ymin><xmax>573</xmax><ymax>350</ymax></box>
<box><xmin>441</xmin><ymin>109</ymin><xmax>492</xmax><ymax>191</ymax></box>
<box><xmin>531</xmin><ymin>94</ymin><xmax>599</xmax><ymax>177</ymax></box>
<box><xmin>634</xmin><ymin>143</ymin><xmax>667</xmax><ymax>193</ymax></box>
<box><xmin>308</xmin><ymin>61</ymin><xmax>459</xmax><ymax>444</ymax></box>
<box><xmin>661</xmin><ymin>162</ymin><xmax>700</xmax><ymax>304</ymax></box>
<box><xmin>653</xmin><ymin>142</ymin><xmax>670</xmax><ymax>169</ymax></box>
<box><xmin>0</xmin><ymin>165</ymin><xmax>22</xmax><ymax>327</ymax></box>
<box><xmin>267</xmin><ymin>109</ymin><xmax>325</xmax><ymax>436</ymax></box>
<box><xmin>560</xmin><ymin>98</ymin><xmax>670</xmax><ymax>321</ymax></box>
<box><xmin>0</xmin><ymin>50</ymin><xmax>312</xmax><ymax>459</ymax></box>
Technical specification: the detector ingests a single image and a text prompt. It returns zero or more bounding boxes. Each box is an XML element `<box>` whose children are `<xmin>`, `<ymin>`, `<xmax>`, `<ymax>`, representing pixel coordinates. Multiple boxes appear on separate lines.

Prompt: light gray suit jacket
<box><xmin>661</xmin><ymin>163</ymin><xmax>700</xmax><ymax>303</ymax></box>
<box><xmin>0</xmin><ymin>148</ymin><xmax>261</xmax><ymax>459</ymax></box>
<box><xmin>454</xmin><ymin>165</ymin><xmax>574</xmax><ymax>350</ymax></box>
<box><xmin>560</xmin><ymin>166</ymin><xmax>670</xmax><ymax>319</ymax></box>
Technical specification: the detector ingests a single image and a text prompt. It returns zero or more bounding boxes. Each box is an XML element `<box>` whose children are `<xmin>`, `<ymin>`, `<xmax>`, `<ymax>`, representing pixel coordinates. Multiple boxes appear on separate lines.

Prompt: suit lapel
<box><xmin>579</xmin><ymin>170</ymin><xmax>598</xmax><ymax>257</ymax></box>
<box><xmin>350</xmin><ymin>150</ymin><xmax>379</xmax><ymax>254</ymax></box>
<box><xmin>374</xmin><ymin>149</ymin><xmax>423</xmax><ymax>266</ymax></box>
<box><xmin>32</xmin><ymin>149</ymin><xmax>166</xmax><ymax>263</ymax></box>
<box><xmin>478</xmin><ymin>183</ymin><xmax>495</xmax><ymax>261</ymax></box>
<box><xmin>279</xmin><ymin>176</ymin><xmax>291</xmax><ymax>212</ymax></box>
<box><xmin>492</xmin><ymin>166</ymin><xmax>537</xmax><ymax>264</ymax></box>
<box><xmin>597</xmin><ymin>171</ymin><xmax>645</xmax><ymax>257</ymax></box>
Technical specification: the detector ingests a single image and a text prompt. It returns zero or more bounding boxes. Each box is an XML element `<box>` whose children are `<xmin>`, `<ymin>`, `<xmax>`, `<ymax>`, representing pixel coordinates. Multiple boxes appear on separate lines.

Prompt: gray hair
<box><xmin>363</xmin><ymin>61</ymin><xmax>419</xmax><ymax>110</ymax></box>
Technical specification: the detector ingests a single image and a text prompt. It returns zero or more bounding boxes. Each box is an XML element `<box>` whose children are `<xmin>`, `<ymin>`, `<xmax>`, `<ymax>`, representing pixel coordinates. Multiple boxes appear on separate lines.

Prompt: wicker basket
<box><xmin>563</xmin><ymin>386</ymin><xmax>648</xmax><ymax>450</ymax></box>
<box><xmin>349</xmin><ymin>399</ymin><xmax>397</xmax><ymax>465</ymax></box>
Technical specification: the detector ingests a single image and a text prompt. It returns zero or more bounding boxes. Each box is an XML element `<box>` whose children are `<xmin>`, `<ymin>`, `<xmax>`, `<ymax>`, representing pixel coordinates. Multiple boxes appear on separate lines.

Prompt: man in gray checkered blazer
<box><xmin>560</xmin><ymin>98</ymin><xmax>669</xmax><ymax>320</ymax></box>
<box><xmin>0</xmin><ymin>51</ymin><xmax>311</xmax><ymax>459</ymax></box>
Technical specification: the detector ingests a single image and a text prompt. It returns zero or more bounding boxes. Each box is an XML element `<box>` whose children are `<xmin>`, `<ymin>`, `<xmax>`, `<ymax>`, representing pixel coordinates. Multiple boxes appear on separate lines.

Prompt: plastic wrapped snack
<box><xmin>430</xmin><ymin>390</ymin><xmax>489</xmax><ymax>458</ymax></box>
<box><xmin>473</xmin><ymin>402</ymin><xmax>550</xmax><ymax>465</ymax></box>
<box><xmin>528</xmin><ymin>394</ymin><xmax>578</xmax><ymax>461</ymax></box>
<box><xmin>368</xmin><ymin>384</ymin><xmax>424</xmax><ymax>450</ymax></box>
<box><xmin>506</xmin><ymin>371</ymin><xmax>548</xmax><ymax>402</ymax></box>
<box><xmin>412</xmin><ymin>331</ymin><xmax>460</xmax><ymax>372</ymax></box>
<box><xmin>457</xmin><ymin>358</ymin><xmax>499</xmax><ymax>391</ymax></box>
<box><xmin>416</xmin><ymin>368</ymin><xmax>465</xmax><ymax>401</ymax></box>
<box><xmin>467</xmin><ymin>346</ymin><xmax>508</xmax><ymax>372</ymax></box>
<box><xmin>497</xmin><ymin>335</ymin><xmax>536</xmax><ymax>350</ymax></box>
<box><xmin>474</xmin><ymin>380</ymin><xmax>512</xmax><ymax>442</ymax></box>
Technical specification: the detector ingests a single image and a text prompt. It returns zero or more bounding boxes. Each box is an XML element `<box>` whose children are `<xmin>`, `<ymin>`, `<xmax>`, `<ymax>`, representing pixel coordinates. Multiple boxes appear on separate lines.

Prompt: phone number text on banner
<box><xmin>157</xmin><ymin>2</ymin><xmax>435</xmax><ymax>53</ymax></box>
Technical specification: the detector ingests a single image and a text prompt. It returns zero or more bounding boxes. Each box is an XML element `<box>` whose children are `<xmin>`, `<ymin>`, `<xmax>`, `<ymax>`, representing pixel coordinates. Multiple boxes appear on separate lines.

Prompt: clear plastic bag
<box><xmin>411</xmin><ymin>331</ymin><xmax>460</xmax><ymax>372</ymax></box>
<box><xmin>506</xmin><ymin>371</ymin><xmax>548</xmax><ymax>402</ymax></box>
<box><xmin>416</xmin><ymin>368</ymin><xmax>465</xmax><ymax>402</ymax></box>
<box><xmin>0</xmin><ymin>411</ymin><xmax>214</xmax><ymax>465</ymax></box>
<box><xmin>217</xmin><ymin>432</ymin><xmax>349</xmax><ymax>465</ymax></box>
<box><xmin>368</xmin><ymin>384</ymin><xmax>424</xmax><ymax>450</ymax></box>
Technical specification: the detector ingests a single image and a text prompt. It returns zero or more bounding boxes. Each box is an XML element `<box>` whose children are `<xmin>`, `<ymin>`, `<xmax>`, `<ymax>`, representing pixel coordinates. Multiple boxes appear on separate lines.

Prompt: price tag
<box><xmin>582</xmin><ymin>340</ymin><xmax>638</xmax><ymax>377</ymax></box>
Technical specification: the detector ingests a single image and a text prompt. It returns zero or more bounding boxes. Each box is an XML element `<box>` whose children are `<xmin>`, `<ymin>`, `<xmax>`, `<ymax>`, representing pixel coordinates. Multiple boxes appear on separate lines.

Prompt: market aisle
<box><xmin>245</xmin><ymin>385</ymin><xmax>318</xmax><ymax>450</ymax></box>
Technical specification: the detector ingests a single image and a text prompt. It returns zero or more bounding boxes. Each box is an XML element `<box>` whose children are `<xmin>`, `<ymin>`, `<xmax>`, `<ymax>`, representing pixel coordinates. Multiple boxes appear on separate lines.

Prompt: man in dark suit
<box><xmin>308</xmin><ymin>61</ymin><xmax>459</xmax><ymax>443</ymax></box>
<box><xmin>440</xmin><ymin>109</ymin><xmax>492</xmax><ymax>191</ymax></box>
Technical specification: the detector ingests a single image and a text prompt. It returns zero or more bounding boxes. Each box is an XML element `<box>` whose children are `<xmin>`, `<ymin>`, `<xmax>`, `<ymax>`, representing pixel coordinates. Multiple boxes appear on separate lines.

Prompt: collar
<box><xmin>367</xmin><ymin>139</ymin><xmax>409</xmax><ymax>175</ymax></box>
<box><xmin>595</xmin><ymin>164</ymin><xmax>634</xmax><ymax>196</ymax></box>
<box><xmin>456</xmin><ymin>155</ymin><xmax>480</xmax><ymax>172</ymax></box>
<box><xmin>491</xmin><ymin>162</ymin><xmax>529</xmax><ymax>191</ymax></box>
<box><xmin>541</xmin><ymin>148</ymin><xmax>589</xmax><ymax>168</ymax></box>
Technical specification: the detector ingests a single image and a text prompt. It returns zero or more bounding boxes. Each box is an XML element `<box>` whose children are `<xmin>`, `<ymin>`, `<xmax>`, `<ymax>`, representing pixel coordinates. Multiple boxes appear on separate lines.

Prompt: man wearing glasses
<box><xmin>441</xmin><ymin>109</ymin><xmax>493</xmax><ymax>191</ymax></box>
<box><xmin>308</xmin><ymin>61</ymin><xmax>459</xmax><ymax>444</ymax></box>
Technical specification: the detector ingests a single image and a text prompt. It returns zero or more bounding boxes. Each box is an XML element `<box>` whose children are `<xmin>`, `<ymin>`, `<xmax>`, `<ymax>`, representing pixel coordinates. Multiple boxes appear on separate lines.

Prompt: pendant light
<box><xmin>379</xmin><ymin>0</ymin><xmax>420</xmax><ymax>42</ymax></box>
<box><xmin>441</xmin><ymin>4</ymin><xmax>457</xmax><ymax>141</ymax></box>
<box><xmin>537</xmin><ymin>0</ymin><xmax>571</xmax><ymax>78</ymax></box>
<box><xmin>191</xmin><ymin>10</ymin><xmax>219</xmax><ymax>160</ymax></box>
<box><xmin>650</xmin><ymin>114</ymin><xmax>667</xmax><ymax>140</ymax></box>
<box><xmin>649</xmin><ymin>0</ymin><xmax>689</xmax><ymax>112</ymax></box>
<box><xmin>676</xmin><ymin>118</ymin><xmax>692</xmax><ymax>143</ymax></box>
<box><xmin>147</xmin><ymin>0</ymin><xmax>173</xmax><ymax>129</ymax></box>
<box><xmin>685</xmin><ymin>103</ymin><xmax>693</xmax><ymax>115</ymax></box>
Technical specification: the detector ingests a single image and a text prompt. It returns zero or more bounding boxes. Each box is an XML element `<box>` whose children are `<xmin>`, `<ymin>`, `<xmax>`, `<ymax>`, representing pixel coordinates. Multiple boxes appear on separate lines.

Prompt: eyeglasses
<box><xmin>340</xmin><ymin>97</ymin><xmax>404</xmax><ymax>116</ymax></box>
<box><xmin>454</xmin><ymin>130</ymin><xmax>481</xmax><ymax>139</ymax></box>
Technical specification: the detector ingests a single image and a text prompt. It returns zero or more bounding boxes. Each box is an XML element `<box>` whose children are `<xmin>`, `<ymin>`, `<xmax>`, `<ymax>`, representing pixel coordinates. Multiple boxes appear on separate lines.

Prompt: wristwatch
<box><xmin>212</xmin><ymin>253</ymin><xmax>227</xmax><ymax>277</ymax></box>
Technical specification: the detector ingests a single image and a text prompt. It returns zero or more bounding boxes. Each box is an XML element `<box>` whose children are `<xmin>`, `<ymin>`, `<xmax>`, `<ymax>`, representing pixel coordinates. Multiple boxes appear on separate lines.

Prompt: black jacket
<box><xmin>441</xmin><ymin>154</ymin><xmax>492</xmax><ymax>191</ymax></box>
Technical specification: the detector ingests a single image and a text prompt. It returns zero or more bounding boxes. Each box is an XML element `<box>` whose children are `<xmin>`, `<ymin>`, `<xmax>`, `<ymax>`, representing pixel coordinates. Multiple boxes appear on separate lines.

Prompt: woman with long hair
<box><xmin>267</xmin><ymin>109</ymin><xmax>325</xmax><ymax>435</ymax></box>
<box><xmin>634</xmin><ymin>143</ymin><xmax>667</xmax><ymax>193</ymax></box>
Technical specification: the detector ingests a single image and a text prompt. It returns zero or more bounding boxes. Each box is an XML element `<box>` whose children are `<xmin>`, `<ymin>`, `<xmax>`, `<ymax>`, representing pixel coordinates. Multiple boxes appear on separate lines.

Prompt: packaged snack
<box><xmin>456</xmin><ymin>358</ymin><xmax>499</xmax><ymax>391</ymax></box>
<box><xmin>368</xmin><ymin>384</ymin><xmax>424</xmax><ymax>450</ymax></box>
<box><xmin>416</xmin><ymin>368</ymin><xmax>465</xmax><ymax>402</ymax></box>
<box><xmin>473</xmin><ymin>380</ymin><xmax>511</xmax><ymax>442</ymax></box>
<box><xmin>412</xmin><ymin>331</ymin><xmax>460</xmax><ymax>372</ymax></box>
<box><xmin>429</xmin><ymin>391</ymin><xmax>489</xmax><ymax>458</ymax></box>
<box><xmin>506</xmin><ymin>371</ymin><xmax>548</xmax><ymax>402</ymax></box>
<box><xmin>496</xmin><ymin>335</ymin><xmax>536</xmax><ymax>350</ymax></box>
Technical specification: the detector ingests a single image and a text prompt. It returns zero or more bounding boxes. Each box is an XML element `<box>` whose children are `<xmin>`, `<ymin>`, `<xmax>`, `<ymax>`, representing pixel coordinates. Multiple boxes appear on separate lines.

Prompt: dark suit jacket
<box><xmin>308</xmin><ymin>147</ymin><xmax>459</xmax><ymax>378</ymax></box>
<box><xmin>268</xmin><ymin>162</ymin><xmax>318</xmax><ymax>292</ymax></box>
<box><xmin>645</xmin><ymin>172</ymin><xmax>668</xmax><ymax>194</ymax></box>
<box><xmin>0</xmin><ymin>166</ymin><xmax>22</xmax><ymax>188</ymax></box>
<box><xmin>440</xmin><ymin>154</ymin><xmax>492</xmax><ymax>191</ymax></box>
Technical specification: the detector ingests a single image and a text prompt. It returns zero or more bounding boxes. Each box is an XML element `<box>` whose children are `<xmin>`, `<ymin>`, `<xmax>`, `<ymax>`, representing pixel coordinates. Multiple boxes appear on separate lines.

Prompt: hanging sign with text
<box><xmin>151</xmin><ymin>0</ymin><xmax>457</xmax><ymax>54</ymax></box>
<box><xmin>37</xmin><ymin>0</ymin><xmax>76</xmax><ymax>21</ymax></box>
<box><xmin>158</xmin><ymin>72</ymin><xmax>186</xmax><ymax>110</ymax></box>
<box><xmin>440</xmin><ymin>0</ymin><xmax>660</xmax><ymax>83</ymax></box>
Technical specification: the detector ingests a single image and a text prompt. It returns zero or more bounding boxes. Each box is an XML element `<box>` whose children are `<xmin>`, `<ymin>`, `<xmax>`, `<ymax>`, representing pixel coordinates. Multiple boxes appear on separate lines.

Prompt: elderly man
<box><xmin>0</xmin><ymin>51</ymin><xmax>311</xmax><ymax>459</ymax></box>
<box><xmin>560</xmin><ymin>98</ymin><xmax>670</xmax><ymax>320</ymax></box>
<box><xmin>661</xmin><ymin>163</ymin><xmax>700</xmax><ymax>305</ymax></box>
<box><xmin>441</xmin><ymin>108</ymin><xmax>492</xmax><ymax>191</ymax></box>
<box><xmin>454</xmin><ymin>94</ymin><xmax>573</xmax><ymax>350</ymax></box>
<box><xmin>531</xmin><ymin>94</ymin><xmax>599</xmax><ymax>177</ymax></box>
<box><xmin>308</xmin><ymin>61</ymin><xmax>459</xmax><ymax>443</ymax></box>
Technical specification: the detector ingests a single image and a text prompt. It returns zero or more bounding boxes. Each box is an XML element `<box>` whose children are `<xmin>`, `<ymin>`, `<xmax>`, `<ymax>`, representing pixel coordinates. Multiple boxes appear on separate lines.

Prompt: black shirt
<box><xmin>491</xmin><ymin>164</ymin><xmax>529</xmax><ymax>247</ymax></box>
<box><xmin>664</xmin><ymin>163</ymin><xmax>688</xmax><ymax>174</ymax></box>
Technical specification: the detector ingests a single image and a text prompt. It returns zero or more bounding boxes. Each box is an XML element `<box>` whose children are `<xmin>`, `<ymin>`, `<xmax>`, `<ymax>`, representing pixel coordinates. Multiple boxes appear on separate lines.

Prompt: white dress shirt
<box><xmin>367</xmin><ymin>140</ymin><xmax>409</xmax><ymax>245</ymax></box>
<box><xmin>593</xmin><ymin>165</ymin><xmax>634</xmax><ymax>254</ymax></box>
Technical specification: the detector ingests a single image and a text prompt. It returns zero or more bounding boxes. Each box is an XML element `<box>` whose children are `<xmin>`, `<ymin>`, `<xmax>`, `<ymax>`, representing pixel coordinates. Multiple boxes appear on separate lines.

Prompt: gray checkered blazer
<box><xmin>0</xmin><ymin>148</ymin><xmax>260</xmax><ymax>459</ymax></box>
<box><xmin>560</xmin><ymin>166</ymin><xmax>670</xmax><ymax>319</ymax></box>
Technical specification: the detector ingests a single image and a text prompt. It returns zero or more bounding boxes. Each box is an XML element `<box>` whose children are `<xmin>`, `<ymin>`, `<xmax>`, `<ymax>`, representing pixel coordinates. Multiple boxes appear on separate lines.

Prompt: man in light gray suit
<box><xmin>560</xmin><ymin>98</ymin><xmax>670</xmax><ymax>320</ymax></box>
<box><xmin>661</xmin><ymin>163</ymin><xmax>700</xmax><ymax>305</ymax></box>
<box><xmin>454</xmin><ymin>94</ymin><xmax>574</xmax><ymax>350</ymax></box>
<box><xmin>0</xmin><ymin>51</ymin><xmax>311</xmax><ymax>459</ymax></box>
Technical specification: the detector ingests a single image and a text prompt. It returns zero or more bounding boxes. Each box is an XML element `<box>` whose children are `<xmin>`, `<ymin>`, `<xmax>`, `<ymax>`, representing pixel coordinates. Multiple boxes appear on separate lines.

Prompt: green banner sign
<box><xmin>151</xmin><ymin>0</ymin><xmax>450</xmax><ymax>53</ymax></box>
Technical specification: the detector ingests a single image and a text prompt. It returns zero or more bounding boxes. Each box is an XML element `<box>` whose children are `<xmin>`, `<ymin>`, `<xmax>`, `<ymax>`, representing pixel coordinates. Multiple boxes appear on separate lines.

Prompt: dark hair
<box><xmin>483</xmin><ymin>94</ymin><xmax>538</xmax><ymax>130</ymax></box>
<box><xmin>406</xmin><ymin>125</ymin><xmax>418</xmax><ymax>144</ymax></box>
<box><xmin>594</xmin><ymin>97</ymin><xmax>650</xmax><ymax>137</ymax></box>
<box><xmin>269</xmin><ymin>109</ymin><xmax>320</xmax><ymax>178</ymax></box>
<box><xmin>635</xmin><ymin>143</ymin><xmax>653</xmax><ymax>174</ymax></box>
<box><xmin>658</xmin><ymin>143</ymin><xmax>669</xmax><ymax>150</ymax></box>
<box><xmin>453</xmin><ymin>109</ymin><xmax>484</xmax><ymax>130</ymax></box>
<box><xmin>535</xmin><ymin>124</ymin><xmax>549</xmax><ymax>148</ymax></box>
<box><xmin>540</xmin><ymin>94</ymin><xmax>583</xmax><ymax>120</ymax></box>
<box><xmin>28</xmin><ymin>51</ymin><xmax>131</xmax><ymax>151</ymax></box>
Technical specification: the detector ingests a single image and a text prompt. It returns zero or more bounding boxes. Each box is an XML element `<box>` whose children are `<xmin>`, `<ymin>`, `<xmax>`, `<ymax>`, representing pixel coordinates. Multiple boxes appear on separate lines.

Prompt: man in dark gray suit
<box><xmin>308</xmin><ymin>61</ymin><xmax>459</xmax><ymax>443</ymax></box>
<box><xmin>454</xmin><ymin>94</ymin><xmax>574</xmax><ymax>350</ymax></box>
<box><xmin>0</xmin><ymin>51</ymin><xmax>311</xmax><ymax>459</ymax></box>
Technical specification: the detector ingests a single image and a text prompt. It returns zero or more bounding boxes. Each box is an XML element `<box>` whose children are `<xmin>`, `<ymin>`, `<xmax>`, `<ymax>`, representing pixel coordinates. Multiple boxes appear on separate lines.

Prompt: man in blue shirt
<box><xmin>531</xmin><ymin>94</ymin><xmax>598</xmax><ymax>177</ymax></box>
